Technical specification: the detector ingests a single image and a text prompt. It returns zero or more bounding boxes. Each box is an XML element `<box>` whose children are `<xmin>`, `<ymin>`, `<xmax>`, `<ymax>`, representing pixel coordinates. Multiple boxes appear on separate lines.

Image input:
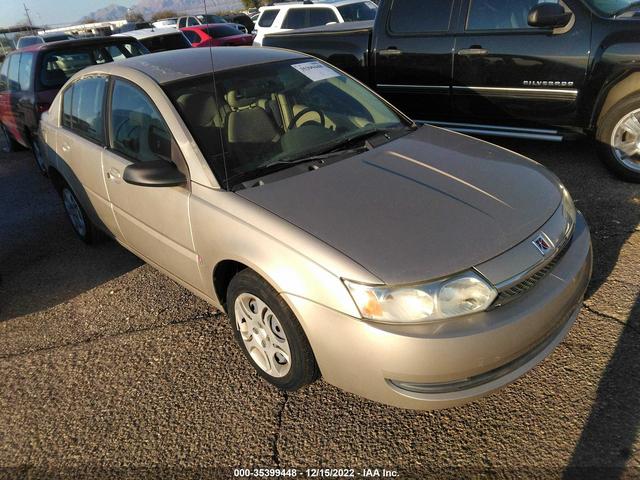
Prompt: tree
<box><xmin>151</xmin><ymin>10</ymin><xmax>178</xmax><ymax>22</ymax></box>
<box><xmin>126</xmin><ymin>9</ymin><xmax>145</xmax><ymax>23</ymax></box>
<box><xmin>241</xmin><ymin>0</ymin><xmax>267</xmax><ymax>9</ymax></box>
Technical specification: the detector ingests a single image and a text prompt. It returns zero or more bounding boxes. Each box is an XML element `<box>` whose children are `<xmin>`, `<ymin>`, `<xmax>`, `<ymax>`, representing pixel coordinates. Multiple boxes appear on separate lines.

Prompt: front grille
<box><xmin>490</xmin><ymin>238</ymin><xmax>571</xmax><ymax>309</ymax></box>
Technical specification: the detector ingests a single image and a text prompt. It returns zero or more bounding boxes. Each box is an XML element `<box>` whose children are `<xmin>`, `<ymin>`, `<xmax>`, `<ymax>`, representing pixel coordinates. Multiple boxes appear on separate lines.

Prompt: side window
<box><xmin>8</xmin><ymin>53</ymin><xmax>20</xmax><ymax>92</ymax></box>
<box><xmin>389</xmin><ymin>0</ymin><xmax>453</xmax><ymax>33</ymax></box>
<box><xmin>62</xmin><ymin>85</ymin><xmax>73</xmax><ymax>129</ymax></box>
<box><xmin>258</xmin><ymin>9</ymin><xmax>279</xmax><ymax>27</ymax></box>
<box><xmin>467</xmin><ymin>0</ymin><xmax>559</xmax><ymax>31</ymax></box>
<box><xmin>187</xmin><ymin>16</ymin><xmax>199</xmax><ymax>26</ymax></box>
<box><xmin>308</xmin><ymin>8</ymin><xmax>338</xmax><ymax>27</ymax></box>
<box><xmin>0</xmin><ymin>57</ymin><xmax>10</xmax><ymax>92</ymax></box>
<box><xmin>183</xmin><ymin>30</ymin><xmax>200</xmax><ymax>44</ymax></box>
<box><xmin>18</xmin><ymin>53</ymin><xmax>33</xmax><ymax>91</ymax></box>
<box><xmin>110</xmin><ymin>79</ymin><xmax>172</xmax><ymax>163</ymax></box>
<box><xmin>70</xmin><ymin>77</ymin><xmax>107</xmax><ymax>143</ymax></box>
<box><xmin>178</xmin><ymin>17</ymin><xmax>186</xmax><ymax>28</ymax></box>
<box><xmin>282</xmin><ymin>8</ymin><xmax>309</xmax><ymax>29</ymax></box>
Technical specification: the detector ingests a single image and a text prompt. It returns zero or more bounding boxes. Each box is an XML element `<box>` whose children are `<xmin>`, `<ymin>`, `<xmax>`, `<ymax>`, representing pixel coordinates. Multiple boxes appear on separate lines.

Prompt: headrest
<box><xmin>225</xmin><ymin>89</ymin><xmax>256</xmax><ymax>109</ymax></box>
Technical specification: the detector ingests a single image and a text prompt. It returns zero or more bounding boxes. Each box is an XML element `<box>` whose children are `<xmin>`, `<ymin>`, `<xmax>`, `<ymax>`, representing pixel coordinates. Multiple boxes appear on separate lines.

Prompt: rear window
<box><xmin>258</xmin><ymin>9</ymin><xmax>280</xmax><ymax>27</ymax></box>
<box><xmin>206</xmin><ymin>25</ymin><xmax>243</xmax><ymax>38</ymax></box>
<box><xmin>43</xmin><ymin>34</ymin><xmax>71</xmax><ymax>42</ymax></box>
<box><xmin>337</xmin><ymin>2</ymin><xmax>377</xmax><ymax>22</ymax></box>
<box><xmin>140</xmin><ymin>33</ymin><xmax>191</xmax><ymax>52</ymax></box>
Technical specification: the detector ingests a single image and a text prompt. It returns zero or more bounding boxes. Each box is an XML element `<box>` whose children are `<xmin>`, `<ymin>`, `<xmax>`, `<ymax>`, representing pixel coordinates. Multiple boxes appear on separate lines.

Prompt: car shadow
<box><xmin>0</xmin><ymin>151</ymin><xmax>142</xmax><ymax>322</ymax></box>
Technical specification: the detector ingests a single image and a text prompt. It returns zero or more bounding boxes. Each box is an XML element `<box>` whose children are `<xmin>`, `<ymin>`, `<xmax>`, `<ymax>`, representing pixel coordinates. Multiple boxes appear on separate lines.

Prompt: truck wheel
<box><xmin>596</xmin><ymin>94</ymin><xmax>640</xmax><ymax>182</ymax></box>
<box><xmin>60</xmin><ymin>184</ymin><xmax>99</xmax><ymax>244</ymax></box>
<box><xmin>0</xmin><ymin>124</ymin><xmax>19</xmax><ymax>153</ymax></box>
<box><xmin>227</xmin><ymin>269</ymin><xmax>320</xmax><ymax>391</ymax></box>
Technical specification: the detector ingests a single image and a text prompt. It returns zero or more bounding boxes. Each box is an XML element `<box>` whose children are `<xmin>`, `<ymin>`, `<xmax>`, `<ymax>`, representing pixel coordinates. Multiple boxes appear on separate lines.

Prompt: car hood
<box><xmin>237</xmin><ymin>126</ymin><xmax>562</xmax><ymax>285</ymax></box>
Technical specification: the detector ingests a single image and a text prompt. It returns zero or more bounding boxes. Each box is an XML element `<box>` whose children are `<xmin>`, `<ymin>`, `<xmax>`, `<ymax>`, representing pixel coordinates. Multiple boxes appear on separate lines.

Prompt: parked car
<box><xmin>253</xmin><ymin>0</ymin><xmax>377</xmax><ymax>45</ymax></box>
<box><xmin>181</xmin><ymin>24</ymin><xmax>254</xmax><ymax>47</ymax></box>
<box><xmin>177</xmin><ymin>14</ymin><xmax>248</xmax><ymax>33</ymax></box>
<box><xmin>152</xmin><ymin>17</ymin><xmax>178</xmax><ymax>29</ymax></box>
<box><xmin>16</xmin><ymin>33</ymin><xmax>75</xmax><ymax>49</ymax></box>
<box><xmin>115</xmin><ymin>28</ymin><xmax>192</xmax><ymax>53</ymax></box>
<box><xmin>0</xmin><ymin>37</ymin><xmax>148</xmax><ymax>173</ymax></box>
<box><xmin>118</xmin><ymin>22</ymin><xmax>154</xmax><ymax>33</ymax></box>
<box><xmin>263</xmin><ymin>0</ymin><xmax>640</xmax><ymax>182</ymax></box>
<box><xmin>39</xmin><ymin>47</ymin><xmax>591</xmax><ymax>410</ymax></box>
<box><xmin>223</xmin><ymin>13</ymin><xmax>255</xmax><ymax>33</ymax></box>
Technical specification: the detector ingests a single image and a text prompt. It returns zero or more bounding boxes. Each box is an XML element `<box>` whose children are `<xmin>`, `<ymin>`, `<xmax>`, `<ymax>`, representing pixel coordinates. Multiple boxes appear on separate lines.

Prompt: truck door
<box><xmin>451</xmin><ymin>0</ymin><xmax>590</xmax><ymax>129</ymax></box>
<box><xmin>372</xmin><ymin>0</ymin><xmax>458</xmax><ymax>122</ymax></box>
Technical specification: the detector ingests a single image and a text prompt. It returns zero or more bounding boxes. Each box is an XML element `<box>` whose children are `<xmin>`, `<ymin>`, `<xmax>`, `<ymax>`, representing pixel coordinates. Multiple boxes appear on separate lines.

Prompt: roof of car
<box><xmin>98</xmin><ymin>46</ymin><xmax>307</xmax><ymax>85</ymax></box>
<box><xmin>115</xmin><ymin>28</ymin><xmax>183</xmax><ymax>40</ymax></box>
<box><xmin>181</xmin><ymin>23</ymin><xmax>235</xmax><ymax>30</ymax></box>
<box><xmin>14</xmin><ymin>36</ymin><xmax>138</xmax><ymax>53</ymax></box>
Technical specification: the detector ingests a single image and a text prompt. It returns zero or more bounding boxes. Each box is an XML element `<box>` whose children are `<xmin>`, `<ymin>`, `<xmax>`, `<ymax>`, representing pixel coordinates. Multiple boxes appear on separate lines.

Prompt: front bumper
<box><xmin>284</xmin><ymin>212</ymin><xmax>592</xmax><ymax>410</ymax></box>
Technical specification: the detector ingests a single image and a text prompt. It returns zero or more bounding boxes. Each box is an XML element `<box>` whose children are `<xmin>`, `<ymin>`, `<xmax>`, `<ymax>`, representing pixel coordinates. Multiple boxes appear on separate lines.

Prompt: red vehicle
<box><xmin>180</xmin><ymin>24</ymin><xmax>254</xmax><ymax>47</ymax></box>
<box><xmin>0</xmin><ymin>37</ymin><xmax>147</xmax><ymax>174</ymax></box>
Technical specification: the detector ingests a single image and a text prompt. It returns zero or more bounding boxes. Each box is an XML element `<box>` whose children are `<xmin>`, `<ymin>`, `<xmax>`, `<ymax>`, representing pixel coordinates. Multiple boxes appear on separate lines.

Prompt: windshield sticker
<box><xmin>292</xmin><ymin>61</ymin><xmax>341</xmax><ymax>82</ymax></box>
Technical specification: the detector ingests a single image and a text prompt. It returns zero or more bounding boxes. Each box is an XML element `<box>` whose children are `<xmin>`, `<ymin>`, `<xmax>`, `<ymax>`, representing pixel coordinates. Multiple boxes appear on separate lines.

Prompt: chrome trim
<box><xmin>417</xmin><ymin>120</ymin><xmax>563</xmax><ymax>142</ymax></box>
<box><xmin>452</xmin><ymin>85</ymin><xmax>578</xmax><ymax>101</ymax></box>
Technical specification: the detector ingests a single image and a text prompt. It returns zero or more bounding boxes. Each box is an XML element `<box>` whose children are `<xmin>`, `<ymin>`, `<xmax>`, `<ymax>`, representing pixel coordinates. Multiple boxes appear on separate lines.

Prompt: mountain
<box><xmin>82</xmin><ymin>0</ymin><xmax>244</xmax><ymax>22</ymax></box>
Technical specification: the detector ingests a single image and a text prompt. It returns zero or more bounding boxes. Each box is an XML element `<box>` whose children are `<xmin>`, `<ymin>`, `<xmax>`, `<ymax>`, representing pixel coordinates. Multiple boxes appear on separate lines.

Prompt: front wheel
<box><xmin>596</xmin><ymin>94</ymin><xmax>640</xmax><ymax>182</ymax></box>
<box><xmin>227</xmin><ymin>269</ymin><xmax>319</xmax><ymax>391</ymax></box>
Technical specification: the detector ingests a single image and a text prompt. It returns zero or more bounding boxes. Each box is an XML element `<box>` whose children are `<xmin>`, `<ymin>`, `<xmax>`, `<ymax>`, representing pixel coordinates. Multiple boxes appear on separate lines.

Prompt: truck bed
<box><xmin>262</xmin><ymin>21</ymin><xmax>373</xmax><ymax>85</ymax></box>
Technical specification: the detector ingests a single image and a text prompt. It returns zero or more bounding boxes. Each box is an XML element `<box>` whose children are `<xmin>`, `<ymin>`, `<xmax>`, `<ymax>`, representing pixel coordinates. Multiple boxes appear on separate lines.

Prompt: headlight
<box><xmin>344</xmin><ymin>271</ymin><xmax>497</xmax><ymax>325</ymax></box>
<box><xmin>560</xmin><ymin>185</ymin><xmax>577</xmax><ymax>239</ymax></box>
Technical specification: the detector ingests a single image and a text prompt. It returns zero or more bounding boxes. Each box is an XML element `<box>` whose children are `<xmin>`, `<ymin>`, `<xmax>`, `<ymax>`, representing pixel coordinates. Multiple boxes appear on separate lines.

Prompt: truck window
<box><xmin>282</xmin><ymin>9</ymin><xmax>309</xmax><ymax>29</ymax></box>
<box><xmin>18</xmin><ymin>53</ymin><xmax>33</xmax><ymax>91</ymax></box>
<box><xmin>308</xmin><ymin>8</ymin><xmax>339</xmax><ymax>27</ymax></box>
<box><xmin>7</xmin><ymin>53</ymin><xmax>21</xmax><ymax>92</ymax></box>
<box><xmin>258</xmin><ymin>10</ymin><xmax>280</xmax><ymax>27</ymax></box>
<box><xmin>467</xmin><ymin>0</ymin><xmax>559</xmax><ymax>30</ymax></box>
<box><xmin>39</xmin><ymin>50</ymin><xmax>93</xmax><ymax>89</ymax></box>
<box><xmin>187</xmin><ymin>16</ymin><xmax>199</xmax><ymax>26</ymax></box>
<box><xmin>338</xmin><ymin>2</ymin><xmax>377</xmax><ymax>22</ymax></box>
<box><xmin>389</xmin><ymin>0</ymin><xmax>453</xmax><ymax>33</ymax></box>
<box><xmin>0</xmin><ymin>57</ymin><xmax>9</xmax><ymax>91</ymax></box>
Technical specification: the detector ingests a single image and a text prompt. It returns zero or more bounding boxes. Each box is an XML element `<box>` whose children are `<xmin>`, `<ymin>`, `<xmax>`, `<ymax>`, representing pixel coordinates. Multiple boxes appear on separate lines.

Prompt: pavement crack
<box><xmin>272</xmin><ymin>390</ymin><xmax>288</xmax><ymax>467</ymax></box>
<box><xmin>583</xmin><ymin>304</ymin><xmax>640</xmax><ymax>335</ymax></box>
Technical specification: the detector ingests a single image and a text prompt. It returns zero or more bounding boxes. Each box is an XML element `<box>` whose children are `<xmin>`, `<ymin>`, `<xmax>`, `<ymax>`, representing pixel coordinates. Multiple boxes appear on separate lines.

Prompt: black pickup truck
<box><xmin>263</xmin><ymin>0</ymin><xmax>640</xmax><ymax>182</ymax></box>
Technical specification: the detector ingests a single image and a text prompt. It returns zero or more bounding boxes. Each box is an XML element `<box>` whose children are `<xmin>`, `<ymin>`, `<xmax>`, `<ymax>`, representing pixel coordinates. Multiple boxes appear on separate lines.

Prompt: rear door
<box><xmin>102</xmin><ymin>78</ymin><xmax>201</xmax><ymax>289</ymax></box>
<box><xmin>451</xmin><ymin>0</ymin><xmax>590</xmax><ymax>128</ymax></box>
<box><xmin>3</xmin><ymin>54</ymin><xmax>25</xmax><ymax>145</ymax></box>
<box><xmin>372</xmin><ymin>0</ymin><xmax>458</xmax><ymax>121</ymax></box>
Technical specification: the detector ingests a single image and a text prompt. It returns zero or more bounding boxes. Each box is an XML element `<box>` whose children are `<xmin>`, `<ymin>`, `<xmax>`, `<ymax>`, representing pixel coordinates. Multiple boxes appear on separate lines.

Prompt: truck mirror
<box><xmin>528</xmin><ymin>3</ymin><xmax>573</xmax><ymax>29</ymax></box>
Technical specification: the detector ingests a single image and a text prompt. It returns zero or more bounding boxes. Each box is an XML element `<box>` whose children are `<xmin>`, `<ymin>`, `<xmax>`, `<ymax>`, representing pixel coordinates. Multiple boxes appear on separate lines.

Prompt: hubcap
<box><xmin>62</xmin><ymin>188</ymin><xmax>86</xmax><ymax>237</ymax></box>
<box><xmin>611</xmin><ymin>108</ymin><xmax>640</xmax><ymax>173</ymax></box>
<box><xmin>234</xmin><ymin>293</ymin><xmax>291</xmax><ymax>378</ymax></box>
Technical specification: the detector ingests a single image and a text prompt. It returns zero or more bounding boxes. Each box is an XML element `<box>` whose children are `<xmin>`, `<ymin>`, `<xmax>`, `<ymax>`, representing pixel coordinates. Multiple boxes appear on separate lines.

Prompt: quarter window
<box><xmin>258</xmin><ymin>10</ymin><xmax>279</xmax><ymax>27</ymax></box>
<box><xmin>389</xmin><ymin>0</ymin><xmax>453</xmax><ymax>33</ymax></box>
<box><xmin>7</xmin><ymin>53</ymin><xmax>20</xmax><ymax>92</ymax></box>
<box><xmin>109</xmin><ymin>80</ymin><xmax>172</xmax><ymax>163</ymax></box>
<box><xmin>18</xmin><ymin>53</ymin><xmax>33</xmax><ymax>91</ymax></box>
<box><xmin>467</xmin><ymin>0</ymin><xmax>560</xmax><ymax>30</ymax></box>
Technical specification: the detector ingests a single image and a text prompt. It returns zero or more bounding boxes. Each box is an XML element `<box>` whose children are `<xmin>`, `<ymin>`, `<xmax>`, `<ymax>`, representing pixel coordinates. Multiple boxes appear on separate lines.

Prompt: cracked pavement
<box><xmin>1</xmin><ymin>136</ymin><xmax>639</xmax><ymax>479</ymax></box>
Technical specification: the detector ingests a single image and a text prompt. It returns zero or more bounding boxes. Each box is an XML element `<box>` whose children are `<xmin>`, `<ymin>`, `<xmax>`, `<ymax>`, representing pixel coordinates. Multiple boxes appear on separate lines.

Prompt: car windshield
<box><xmin>337</xmin><ymin>1</ymin><xmax>378</xmax><ymax>22</ymax></box>
<box><xmin>585</xmin><ymin>0</ymin><xmax>640</xmax><ymax>14</ymax></box>
<box><xmin>166</xmin><ymin>59</ymin><xmax>407</xmax><ymax>189</ymax></box>
<box><xmin>205</xmin><ymin>25</ymin><xmax>243</xmax><ymax>38</ymax></box>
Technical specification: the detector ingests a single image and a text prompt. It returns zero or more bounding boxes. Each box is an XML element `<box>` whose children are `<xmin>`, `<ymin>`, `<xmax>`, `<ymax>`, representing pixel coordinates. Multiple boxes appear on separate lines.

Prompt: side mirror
<box><xmin>528</xmin><ymin>3</ymin><xmax>573</xmax><ymax>29</ymax></box>
<box><xmin>123</xmin><ymin>160</ymin><xmax>186</xmax><ymax>187</ymax></box>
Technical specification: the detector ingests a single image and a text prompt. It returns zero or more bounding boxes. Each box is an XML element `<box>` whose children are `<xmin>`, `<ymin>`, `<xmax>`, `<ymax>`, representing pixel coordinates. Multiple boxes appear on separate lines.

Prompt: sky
<box><xmin>2</xmin><ymin>0</ymin><xmax>136</xmax><ymax>29</ymax></box>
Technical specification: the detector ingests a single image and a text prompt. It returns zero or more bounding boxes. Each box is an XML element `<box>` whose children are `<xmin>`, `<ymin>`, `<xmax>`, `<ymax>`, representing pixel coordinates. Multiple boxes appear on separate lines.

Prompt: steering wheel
<box><xmin>288</xmin><ymin>107</ymin><xmax>325</xmax><ymax>130</ymax></box>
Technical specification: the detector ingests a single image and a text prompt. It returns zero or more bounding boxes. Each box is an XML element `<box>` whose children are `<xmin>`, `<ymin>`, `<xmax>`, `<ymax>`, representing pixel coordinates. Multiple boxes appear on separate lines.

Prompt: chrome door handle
<box><xmin>458</xmin><ymin>48</ymin><xmax>489</xmax><ymax>56</ymax></box>
<box><xmin>106</xmin><ymin>168</ymin><xmax>121</xmax><ymax>181</ymax></box>
<box><xmin>379</xmin><ymin>48</ymin><xmax>402</xmax><ymax>56</ymax></box>
<box><xmin>61</xmin><ymin>142</ymin><xmax>71</xmax><ymax>152</ymax></box>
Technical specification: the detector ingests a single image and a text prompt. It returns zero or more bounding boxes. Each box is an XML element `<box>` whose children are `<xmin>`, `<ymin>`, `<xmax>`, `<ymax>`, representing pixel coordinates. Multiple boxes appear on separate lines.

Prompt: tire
<box><xmin>227</xmin><ymin>269</ymin><xmax>320</xmax><ymax>391</ymax></box>
<box><xmin>0</xmin><ymin>123</ymin><xmax>19</xmax><ymax>153</ymax></box>
<box><xmin>30</xmin><ymin>135</ymin><xmax>48</xmax><ymax>176</ymax></box>
<box><xmin>59</xmin><ymin>184</ymin><xmax>99</xmax><ymax>244</ymax></box>
<box><xmin>596</xmin><ymin>93</ymin><xmax>640</xmax><ymax>182</ymax></box>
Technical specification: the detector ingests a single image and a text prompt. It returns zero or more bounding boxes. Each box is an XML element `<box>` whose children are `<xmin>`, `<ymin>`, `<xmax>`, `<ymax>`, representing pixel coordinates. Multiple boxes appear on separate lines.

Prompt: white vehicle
<box><xmin>253</xmin><ymin>0</ymin><xmax>377</xmax><ymax>46</ymax></box>
<box><xmin>152</xmin><ymin>17</ymin><xmax>178</xmax><ymax>29</ymax></box>
<box><xmin>176</xmin><ymin>14</ymin><xmax>248</xmax><ymax>33</ymax></box>
<box><xmin>114</xmin><ymin>28</ymin><xmax>191</xmax><ymax>53</ymax></box>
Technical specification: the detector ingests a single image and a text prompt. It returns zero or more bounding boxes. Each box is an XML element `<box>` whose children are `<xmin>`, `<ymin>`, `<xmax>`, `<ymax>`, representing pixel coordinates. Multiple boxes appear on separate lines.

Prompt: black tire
<box><xmin>596</xmin><ymin>93</ymin><xmax>640</xmax><ymax>183</ymax></box>
<box><xmin>227</xmin><ymin>269</ymin><xmax>320</xmax><ymax>391</ymax></box>
<box><xmin>0</xmin><ymin>123</ymin><xmax>19</xmax><ymax>153</ymax></box>
<box><xmin>30</xmin><ymin>135</ymin><xmax>48</xmax><ymax>176</ymax></box>
<box><xmin>59</xmin><ymin>184</ymin><xmax>99</xmax><ymax>244</ymax></box>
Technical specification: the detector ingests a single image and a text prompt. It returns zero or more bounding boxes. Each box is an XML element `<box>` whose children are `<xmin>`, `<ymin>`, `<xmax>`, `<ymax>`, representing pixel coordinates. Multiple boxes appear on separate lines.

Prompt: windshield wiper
<box><xmin>263</xmin><ymin>146</ymin><xmax>367</xmax><ymax>170</ymax></box>
<box><xmin>614</xmin><ymin>1</ymin><xmax>640</xmax><ymax>16</ymax></box>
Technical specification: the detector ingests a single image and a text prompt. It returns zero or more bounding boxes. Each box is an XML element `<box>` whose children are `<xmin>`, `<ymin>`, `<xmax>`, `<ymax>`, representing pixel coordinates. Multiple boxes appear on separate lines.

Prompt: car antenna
<box><xmin>202</xmin><ymin>0</ymin><xmax>229</xmax><ymax>190</ymax></box>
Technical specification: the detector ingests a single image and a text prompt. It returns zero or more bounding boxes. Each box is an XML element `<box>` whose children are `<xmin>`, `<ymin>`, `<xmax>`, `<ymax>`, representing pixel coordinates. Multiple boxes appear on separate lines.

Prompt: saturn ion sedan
<box><xmin>39</xmin><ymin>47</ymin><xmax>592</xmax><ymax>410</ymax></box>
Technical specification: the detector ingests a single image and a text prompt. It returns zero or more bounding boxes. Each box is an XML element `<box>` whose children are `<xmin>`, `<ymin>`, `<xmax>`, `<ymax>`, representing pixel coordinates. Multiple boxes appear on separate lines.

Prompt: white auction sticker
<box><xmin>292</xmin><ymin>61</ymin><xmax>341</xmax><ymax>82</ymax></box>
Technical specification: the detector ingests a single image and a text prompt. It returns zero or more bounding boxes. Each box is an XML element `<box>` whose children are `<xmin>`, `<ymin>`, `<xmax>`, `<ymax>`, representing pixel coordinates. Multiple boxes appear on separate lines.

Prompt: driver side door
<box><xmin>103</xmin><ymin>78</ymin><xmax>202</xmax><ymax>290</ymax></box>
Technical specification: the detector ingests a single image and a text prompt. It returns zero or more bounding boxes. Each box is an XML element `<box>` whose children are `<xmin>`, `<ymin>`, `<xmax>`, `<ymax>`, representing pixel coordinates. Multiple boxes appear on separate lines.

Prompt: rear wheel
<box><xmin>60</xmin><ymin>185</ymin><xmax>99</xmax><ymax>244</ymax></box>
<box><xmin>596</xmin><ymin>94</ymin><xmax>640</xmax><ymax>182</ymax></box>
<box><xmin>227</xmin><ymin>269</ymin><xmax>319</xmax><ymax>391</ymax></box>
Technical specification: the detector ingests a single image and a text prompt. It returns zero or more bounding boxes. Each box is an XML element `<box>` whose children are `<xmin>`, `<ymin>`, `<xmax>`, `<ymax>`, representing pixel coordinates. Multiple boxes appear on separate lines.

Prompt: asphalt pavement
<box><xmin>0</xmin><ymin>136</ymin><xmax>639</xmax><ymax>479</ymax></box>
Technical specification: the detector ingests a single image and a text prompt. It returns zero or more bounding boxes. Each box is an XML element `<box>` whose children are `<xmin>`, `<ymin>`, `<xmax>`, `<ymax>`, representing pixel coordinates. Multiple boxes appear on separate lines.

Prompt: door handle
<box><xmin>458</xmin><ymin>48</ymin><xmax>489</xmax><ymax>56</ymax></box>
<box><xmin>379</xmin><ymin>47</ymin><xmax>402</xmax><ymax>56</ymax></box>
<box><xmin>61</xmin><ymin>142</ymin><xmax>71</xmax><ymax>152</ymax></box>
<box><xmin>106</xmin><ymin>168</ymin><xmax>122</xmax><ymax>181</ymax></box>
